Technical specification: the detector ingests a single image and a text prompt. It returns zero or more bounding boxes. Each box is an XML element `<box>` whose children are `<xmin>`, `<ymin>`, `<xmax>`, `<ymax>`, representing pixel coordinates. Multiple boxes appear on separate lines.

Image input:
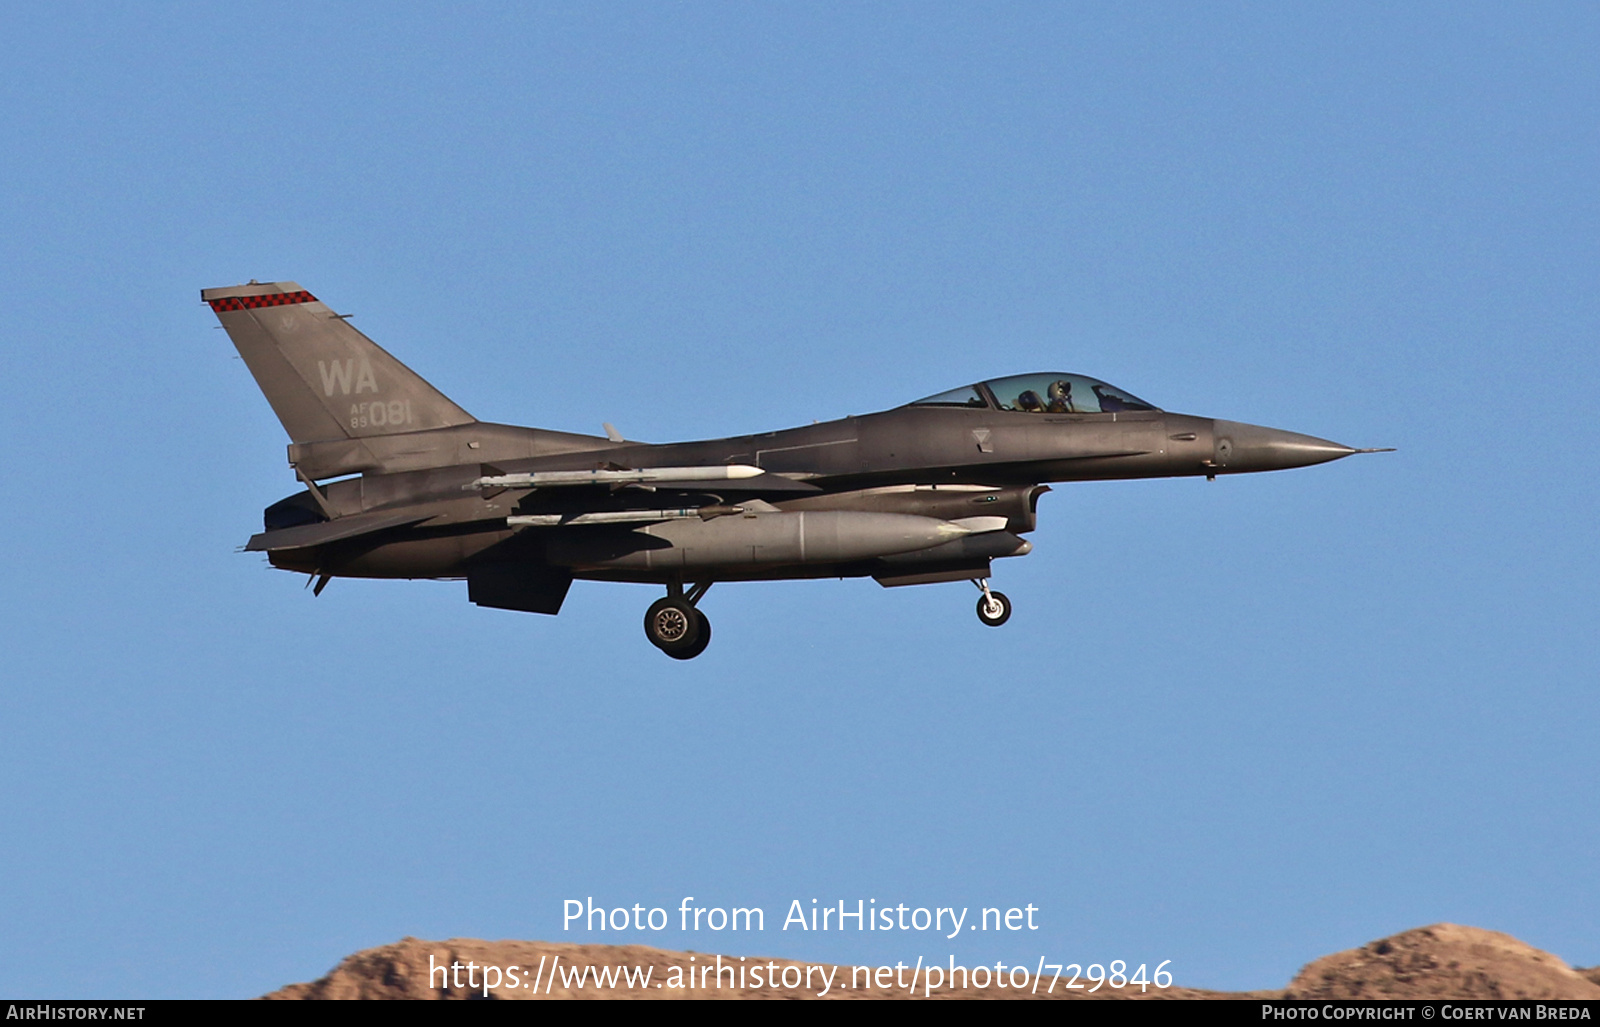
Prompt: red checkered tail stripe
<box><xmin>207</xmin><ymin>290</ymin><xmax>317</xmax><ymax>312</ymax></box>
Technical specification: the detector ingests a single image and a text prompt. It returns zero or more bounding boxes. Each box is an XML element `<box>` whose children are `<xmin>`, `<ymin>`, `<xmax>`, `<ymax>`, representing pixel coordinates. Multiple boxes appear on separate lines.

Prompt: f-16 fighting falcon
<box><xmin>206</xmin><ymin>281</ymin><xmax>1388</xmax><ymax>659</ymax></box>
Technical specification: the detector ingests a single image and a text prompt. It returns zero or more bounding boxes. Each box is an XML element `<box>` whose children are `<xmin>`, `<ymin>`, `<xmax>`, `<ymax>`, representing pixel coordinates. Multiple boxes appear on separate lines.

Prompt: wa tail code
<box><xmin>316</xmin><ymin>357</ymin><xmax>379</xmax><ymax>397</ymax></box>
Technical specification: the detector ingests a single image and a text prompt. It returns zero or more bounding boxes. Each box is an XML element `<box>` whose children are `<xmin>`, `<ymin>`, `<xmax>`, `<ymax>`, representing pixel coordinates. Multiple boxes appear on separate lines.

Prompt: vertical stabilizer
<box><xmin>203</xmin><ymin>281</ymin><xmax>474</xmax><ymax>446</ymax></box>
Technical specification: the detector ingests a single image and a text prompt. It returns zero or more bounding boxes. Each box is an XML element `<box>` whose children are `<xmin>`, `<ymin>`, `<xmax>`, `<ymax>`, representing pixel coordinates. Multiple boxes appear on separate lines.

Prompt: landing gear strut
<box><xmin>644</xmin><ymin>582</ymin><xmax>713</xmax><ymax>659</ymax></box>
<box><xmin>973</xmin><ymin>578</ymin><xmax>1012</xmax><ymax>627</ymax></box>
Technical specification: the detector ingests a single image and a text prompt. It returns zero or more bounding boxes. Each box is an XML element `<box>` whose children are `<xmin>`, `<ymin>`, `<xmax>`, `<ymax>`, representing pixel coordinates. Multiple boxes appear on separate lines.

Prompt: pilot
<box><xmin>1092</xmin><ymin>384</ymin><xmax>1129</xmax><ymax>412</ymax></box>
<box><xmin>1046</xmin><ymin>379</ymin><xmax>1073</xmax><ymax>413</ymax></box>
<box><xmin>1015</xmin><ymin>389</ymin><xmax>1046</xmax><ymax>413</ymax></box>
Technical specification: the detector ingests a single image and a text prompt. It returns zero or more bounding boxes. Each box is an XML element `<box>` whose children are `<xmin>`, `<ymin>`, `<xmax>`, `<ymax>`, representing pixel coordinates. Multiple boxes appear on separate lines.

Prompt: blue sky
<box><xmin>1</xmin><ymin>2</ymin><xmax>1596</xmax><ymax>998</ymax></box>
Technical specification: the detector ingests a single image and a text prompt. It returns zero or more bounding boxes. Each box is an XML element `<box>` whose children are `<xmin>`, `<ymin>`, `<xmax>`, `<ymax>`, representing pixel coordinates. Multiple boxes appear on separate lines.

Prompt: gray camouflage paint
<box><xmin>205</xmin><ymin>281</ymin><xmax>1375</xmax><ymax>630</ymax></box>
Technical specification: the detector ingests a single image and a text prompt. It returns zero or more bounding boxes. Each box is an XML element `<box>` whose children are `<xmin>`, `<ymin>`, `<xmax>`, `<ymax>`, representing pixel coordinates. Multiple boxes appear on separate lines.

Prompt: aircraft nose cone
<box><xmin>1212</xmin><ymin>420</ymin><xmax>1357</xmax><ymax>473</ymax></box>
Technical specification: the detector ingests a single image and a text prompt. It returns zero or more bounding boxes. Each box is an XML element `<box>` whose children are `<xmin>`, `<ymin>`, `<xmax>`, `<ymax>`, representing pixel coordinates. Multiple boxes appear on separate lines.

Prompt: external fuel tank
<box><xmin>544</xmin><ymin>510</ymin><xmax>981</xmax><ymax>572</ymax></box>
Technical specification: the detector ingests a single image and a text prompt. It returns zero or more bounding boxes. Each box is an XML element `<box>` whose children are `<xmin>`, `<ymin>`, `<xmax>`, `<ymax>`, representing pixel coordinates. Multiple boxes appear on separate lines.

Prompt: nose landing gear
<box><xmin>644</xmin><ymin>582</ymin><xmax>713</xmax><ymax>659</ymax></box>
<box><xmin>974</xmin><ymin>578</ymin><xmax>1012</xmax><ymax>627</ymax></box>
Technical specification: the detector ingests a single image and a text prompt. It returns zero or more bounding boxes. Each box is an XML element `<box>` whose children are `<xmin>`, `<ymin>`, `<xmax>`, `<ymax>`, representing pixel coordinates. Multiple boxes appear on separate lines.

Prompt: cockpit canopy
<box><xmin>911</xmin><ymin>373</ymin><xmax>1158</xmax><ymax>414</ymax></box>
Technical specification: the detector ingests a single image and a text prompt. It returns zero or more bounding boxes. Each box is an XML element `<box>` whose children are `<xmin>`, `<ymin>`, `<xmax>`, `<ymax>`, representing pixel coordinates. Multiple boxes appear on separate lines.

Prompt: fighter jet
<box><xmin>207</xmin><ymin>281</ymin><xmax>1387</xmax><ymax>659</ymax></box>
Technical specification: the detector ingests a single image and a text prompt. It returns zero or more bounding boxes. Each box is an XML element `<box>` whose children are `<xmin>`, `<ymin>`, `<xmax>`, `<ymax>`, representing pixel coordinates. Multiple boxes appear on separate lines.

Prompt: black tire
<box><xmin>665</xmin><ymin>610</ymin><xmax>712</xmax><ymax>660</ymax></box>
<box><xmin>644</xmin><ymin>597</ymin><xmax>702</xmax><ymax>652</ymax></box>
<box><xmin>976</xmin><ymin>590</ymin><xmax>1012</xmax><ymax>627</ymax></box>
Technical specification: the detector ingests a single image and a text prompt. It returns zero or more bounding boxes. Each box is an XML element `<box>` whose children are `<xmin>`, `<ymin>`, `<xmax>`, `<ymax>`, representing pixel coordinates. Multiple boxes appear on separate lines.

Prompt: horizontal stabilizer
<box><xmin>245</xmin><ymin>510</ymin><xmax>433</xmax><ymax>552</ymax></box>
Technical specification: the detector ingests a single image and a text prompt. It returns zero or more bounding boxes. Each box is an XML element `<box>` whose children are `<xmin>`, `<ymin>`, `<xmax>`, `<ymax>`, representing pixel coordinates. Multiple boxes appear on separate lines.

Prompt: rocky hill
<box><xmin>264</xmin><ymin>924</ymin><xmax>1600</xmax><ymax>1000</ymax></box>
<box><xmin>1284</xmin><ymin>925</ymin><xmax>1600</xmax><ymax>1001</ymax></box>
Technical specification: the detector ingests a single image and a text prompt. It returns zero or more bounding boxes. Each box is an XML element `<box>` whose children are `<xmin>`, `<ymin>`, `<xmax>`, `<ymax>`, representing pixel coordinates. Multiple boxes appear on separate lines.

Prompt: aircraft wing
<box><xmin>244</xmin><ymin>510</ymin><xmax>434</xmax><ymax>552</ymax></box>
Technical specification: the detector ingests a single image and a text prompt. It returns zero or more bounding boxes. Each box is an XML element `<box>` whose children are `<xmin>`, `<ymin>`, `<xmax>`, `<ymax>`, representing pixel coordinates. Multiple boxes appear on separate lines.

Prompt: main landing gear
<box><xmin>645</xmin><ymin>578</ymin><xmax>1012</xmax><ymax>655</ymax></box>
<box><xmin>974</xmin><ymin>578</ymin><xmax>1012</xmax><ymax>627</ymax></box>
<box><xmin>644</xmin><ymin>582</ymin><xmax>713</xmax><ymax>660</ymax></box>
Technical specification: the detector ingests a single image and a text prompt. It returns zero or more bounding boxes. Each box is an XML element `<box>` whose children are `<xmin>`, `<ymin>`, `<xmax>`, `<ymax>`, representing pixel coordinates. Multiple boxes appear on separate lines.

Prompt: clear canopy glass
<box><xmin>908</xmin><ymin>384</ymin><xmax>988</xmax><ymax>408</ymax></box>
<box><xmin>910</xmin><ymin>374</ymin><xmax>1158</xmax><ymax>414</ymax></box>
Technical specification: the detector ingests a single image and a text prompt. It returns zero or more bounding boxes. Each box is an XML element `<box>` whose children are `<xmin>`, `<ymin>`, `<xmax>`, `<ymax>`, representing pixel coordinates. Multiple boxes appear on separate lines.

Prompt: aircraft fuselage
<box><xmin>263</xmin><ymin>405</ymin><xmax>1350</xmax><ymax>585</ymax></box>
<box><xmin>206</xmin><ymin>279</ymin><xmax>1379</xmax><ymax>657</ymax></box>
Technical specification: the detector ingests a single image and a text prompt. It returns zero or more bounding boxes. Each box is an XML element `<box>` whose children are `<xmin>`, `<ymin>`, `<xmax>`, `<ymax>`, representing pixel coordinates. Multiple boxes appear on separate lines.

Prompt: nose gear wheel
<box><xmin>972</xmin><ymin>578</ymin><xmax>1012</xmax><ymax>627</ymax></box>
